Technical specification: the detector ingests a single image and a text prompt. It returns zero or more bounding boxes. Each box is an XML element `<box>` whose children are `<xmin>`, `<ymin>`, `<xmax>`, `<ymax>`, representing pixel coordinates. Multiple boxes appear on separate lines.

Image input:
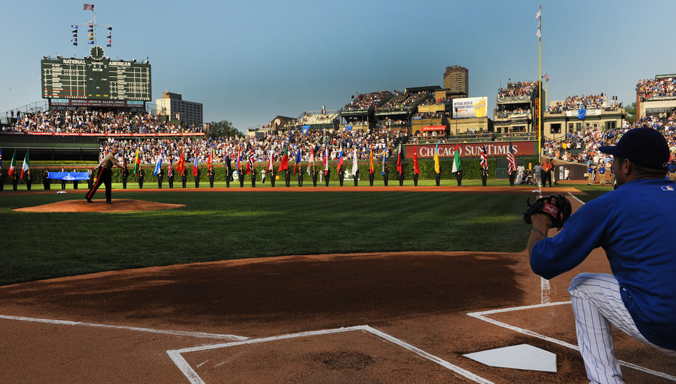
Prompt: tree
<box><xmin>207</xmin><ymin>120</ymin><xmax>241</xmax><ymax>138</ymax></box>
<box><xmin>625</xmin><ymin>102</ymin><xmax>636</xmax><ymax>124</ymax></box>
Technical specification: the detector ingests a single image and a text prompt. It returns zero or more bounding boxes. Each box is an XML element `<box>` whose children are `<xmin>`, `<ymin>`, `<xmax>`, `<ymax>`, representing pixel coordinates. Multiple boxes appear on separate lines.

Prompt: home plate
<box><xmin>463</xmin><ymin>344</ymin><xmax>557</xmax><ymax>373</ymax></box>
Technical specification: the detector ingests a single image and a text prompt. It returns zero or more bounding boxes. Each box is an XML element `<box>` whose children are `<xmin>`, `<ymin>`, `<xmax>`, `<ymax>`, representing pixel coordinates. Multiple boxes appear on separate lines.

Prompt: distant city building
<box><xmin>443</xmin><ymin>65</ymin><xmax>469</xmax><ymax>98</ymax></box>
<box><xmin>155</xmin><ymin>91</ymin><xmax>203</xmax><ymax>125</ymax></box>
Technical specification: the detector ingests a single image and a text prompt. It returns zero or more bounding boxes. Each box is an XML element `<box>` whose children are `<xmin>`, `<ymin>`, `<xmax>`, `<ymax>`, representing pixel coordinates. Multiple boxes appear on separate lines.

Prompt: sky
<box><xmin>1</xmin><ymin>0</ymin><xmax>675</xmax><ymax>132</ymax></box>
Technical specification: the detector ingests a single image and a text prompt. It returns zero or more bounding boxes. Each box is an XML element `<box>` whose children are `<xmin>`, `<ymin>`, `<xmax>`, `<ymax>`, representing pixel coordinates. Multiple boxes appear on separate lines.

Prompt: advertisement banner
<box><xmin>453</xmin><ymin>97</ymin><xmax>488</xmax><ymax>118</ymax></box>
<box><xmin>50</xmin><ymin>99</ymin><xmax>146</xmax><ymax>108</ymax></box>
<box><xmin>565</xmin><ymin>109</ymin><xmax>601</xmax><ymax>117</ymax></box>
<box><xmin>404</xmin><ymin>141</ymin><xmax>535</xmax><ymax>159</ymax></box>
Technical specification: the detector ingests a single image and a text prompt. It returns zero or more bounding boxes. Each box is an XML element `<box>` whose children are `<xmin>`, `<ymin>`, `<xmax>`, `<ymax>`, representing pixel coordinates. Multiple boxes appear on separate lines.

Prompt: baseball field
<box><xmin>0</xmin><ymin>181</ymin><xmax>673</xmax><ymax>383</ymax></box>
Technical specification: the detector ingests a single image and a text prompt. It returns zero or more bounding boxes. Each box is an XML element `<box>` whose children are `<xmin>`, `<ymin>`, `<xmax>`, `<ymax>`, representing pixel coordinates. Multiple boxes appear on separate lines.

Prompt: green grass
<box><xmin>0</xmin><ymin>189</ymin><xmax>546</xmax><ymax>286</ymax></box>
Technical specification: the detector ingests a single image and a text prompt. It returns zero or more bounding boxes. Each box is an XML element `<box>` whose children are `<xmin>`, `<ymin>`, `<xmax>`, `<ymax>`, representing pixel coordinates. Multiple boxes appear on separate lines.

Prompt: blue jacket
<box><xmin>531</xmin><ymin>179</ymin><xmax>676</xmax><ymax>350</ymax></box>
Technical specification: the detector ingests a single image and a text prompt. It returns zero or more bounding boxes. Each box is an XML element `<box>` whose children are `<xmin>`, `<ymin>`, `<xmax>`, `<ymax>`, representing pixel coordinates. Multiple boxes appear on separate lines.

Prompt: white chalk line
<box><xmin>468</xmin><ymin>302</ymin><xmax>676</xmax><ymax>381</ymax></box>
<box><xmin>167</xmin><ymin>325</ymin><xmax>495</xmax><ymax>384</ymax></box>
<box><xmin>0</xmin><ymin>314</ymin><xmax>247</xmax><ymax>341</ymax></box>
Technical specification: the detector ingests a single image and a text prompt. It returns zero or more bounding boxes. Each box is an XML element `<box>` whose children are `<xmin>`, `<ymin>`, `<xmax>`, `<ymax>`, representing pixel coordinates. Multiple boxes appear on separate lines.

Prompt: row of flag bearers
<box><xmin>0</xmin><ymin>141</ymin><xmax>520</xmax><ymax>190</ymax></box>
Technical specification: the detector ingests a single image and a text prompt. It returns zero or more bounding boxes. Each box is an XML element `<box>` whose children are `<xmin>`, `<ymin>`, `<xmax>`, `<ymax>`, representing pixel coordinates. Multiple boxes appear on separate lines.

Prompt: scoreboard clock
<box><xmin>40</xmin><ymin>46</ymin><xmax>152</xmax><ymax>102</ymax></box>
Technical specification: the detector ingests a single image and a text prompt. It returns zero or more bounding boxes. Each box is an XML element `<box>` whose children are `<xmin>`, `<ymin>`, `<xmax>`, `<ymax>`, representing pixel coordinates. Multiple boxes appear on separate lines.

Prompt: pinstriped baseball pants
<box><xmin>569</xmin><ymin>273</ymin><xmax>676</xmax><ymax>384</ymax></box>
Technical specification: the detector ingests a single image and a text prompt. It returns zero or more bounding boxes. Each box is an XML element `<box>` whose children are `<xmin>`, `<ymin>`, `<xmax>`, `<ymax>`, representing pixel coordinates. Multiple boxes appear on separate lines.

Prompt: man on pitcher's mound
<box><xmin>86</xmin><ymin>146</ymin><xmax>125</xmax><ymax>204</ymax></box>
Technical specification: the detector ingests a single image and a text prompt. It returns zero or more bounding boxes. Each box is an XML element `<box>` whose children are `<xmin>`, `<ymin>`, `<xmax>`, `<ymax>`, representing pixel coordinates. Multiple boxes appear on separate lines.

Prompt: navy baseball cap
<box><xmin>599</xmin><ymin>128</ymin><xmax>670</xmax><ymax>170</ymax></box>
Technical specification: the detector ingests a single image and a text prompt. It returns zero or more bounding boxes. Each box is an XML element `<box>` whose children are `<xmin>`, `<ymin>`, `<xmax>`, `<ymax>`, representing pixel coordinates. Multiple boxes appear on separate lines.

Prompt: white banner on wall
<box><xmin>452</xmin><ymin>97</ymin><xmax>488</xmax><ymax>118</ymax></box>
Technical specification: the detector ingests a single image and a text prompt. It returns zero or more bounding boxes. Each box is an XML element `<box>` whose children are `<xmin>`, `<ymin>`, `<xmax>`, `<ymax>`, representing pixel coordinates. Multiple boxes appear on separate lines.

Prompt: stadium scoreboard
<box><xmin>41</xmin><ymin>46</ymin><xmax>151</xmax><ymax>102</ymax></box>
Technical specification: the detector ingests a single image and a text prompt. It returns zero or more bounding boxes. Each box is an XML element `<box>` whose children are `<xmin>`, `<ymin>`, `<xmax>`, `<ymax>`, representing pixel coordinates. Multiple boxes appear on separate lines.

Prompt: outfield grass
<box><xmin>0</xmin><ymin>188</ymin><xmax>547</xmax><ymax>286</ymax></box>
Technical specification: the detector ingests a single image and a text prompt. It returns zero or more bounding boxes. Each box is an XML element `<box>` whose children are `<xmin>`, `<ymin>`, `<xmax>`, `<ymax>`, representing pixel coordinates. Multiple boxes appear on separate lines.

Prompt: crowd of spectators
<box><xmin>413</xmin><ymin>112</ymin><xmax>444</xmax><ymax>120</ymax></box>
<box><xmin>542</xmin><ymin>117</ymin><xmax>676</xmax><ymax>166</ymax></box>
<box><xmin>343</xmin><ymin>91</ymin><xmax>393</xmax><ymax>111</ymax></box>
<box><xmin>497</xmin><ymin>81</ymin><xmax>538</xmax><ymax>101</ymax></box>
<box><xmin>496</xmin><ymin>107</ymin><xmax>531</xmax><ymax>118</ymax></box>
<box><xmin>102</xmin><ymin>127</ymin><xmax>400</xmax><ymax>167</ymax></box>
<box><xmin>378</xmin><ymin>91</ymin><xmax>427</xmax><ymax>111</ymax></box>
<box><xmin>548</xmin><ymin>94</ymin><xmax>609</xmax><ymax>112</ymax></box>
<box><xmin>636</xmin><ymin>77</ymin><xmax>676</xmax><ymax>100</ymax></box>
<box><xmin>2</xmin><ymin>110</ymin><xmax>204</xmax><ymax>135</ymax></box>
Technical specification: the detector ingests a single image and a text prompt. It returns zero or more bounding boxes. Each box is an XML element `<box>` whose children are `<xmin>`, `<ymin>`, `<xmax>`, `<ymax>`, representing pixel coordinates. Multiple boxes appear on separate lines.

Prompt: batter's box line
<box><xmin>167</xmin><ymin>325</ymin><xmax>496</xmax><ymax>384</ymax></box>
<box><xmin>467</xmin><ymin>302</ymin><xmax>676</xmax><ymax>381</ymax></box>
<box><xmin>0</xmin><ymin>314</ymin><xmax>247</xmax><ymax>341</ymax></box>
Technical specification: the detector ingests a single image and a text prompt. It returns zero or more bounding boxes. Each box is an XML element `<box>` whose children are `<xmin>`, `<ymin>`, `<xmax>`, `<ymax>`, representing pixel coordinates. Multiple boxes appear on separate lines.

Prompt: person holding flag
<box><xmin>337</xmin><ymin>146</ymin><xmax>345</xmax><ymax>186</ymax></box>
<box><xmin>381</xmin><ymin>150</ymin><xmax>389</xmax><ymax>186</ymax></box>
<box><xmin>267</xmin><ymin>148</ymin><xmax>275</xmax><ymax>187</ymax></box>
<box><xmin>9</xmin><ymin>149</ymin><xmax>18</xmax><ymax>190</ymax></box>
<box><xmin>86</xmin><ymin>146</ymin><xmax>124</xmax><ymax>204</ymax></box>
<box><xmin>247</xmin><ymin>150</ymin><xmax>257</xmax><ymax>188</ymax></box>
<box><xmin>352</xmin><ymin>147</ymin><xmax>359</xmax><ymax>186</ymax></box>
<box><xmin>480</xmin><ymin>144</ymin><xmax>489</xmax><ymax>187</ymax></box>
<box><xmin>434</xmin><ymin>142</ymin><xmax>441</xmax><ymax>186</ymax></box>
<box><xmin>177</xmin><ymin>148</ymin><xmax>187</xmax><ymax>188</ymax></box>
<box><xmin>121</xmin><ymin>150</ymin><xmax>129</xmax><ymax>189</ymax></box>
<box><xmin>369</xmin><ymin>146</ymin><xmax>375</xmax><ymax>186</ymax></box>
<box><xmin>412</xmin><ymin>144</ymin><xmax>420</xmax><ymax>186</ymax></box>
<box><xmin>396</xmin><ymin>142</ymin><xmax>404</xmax><ymax>186</ymax></box>
<box><xmin>295</xmin><ymin>148</ymin><xmax>303</xmax><ymax>187</ymax></box>
<box><xmin>193</xmin><ymin>148</ymin><xmax>200</xmax><ymax>188</ymax></box>
<box><xmin>207</xmin><ymin>149</ymin><xmax>215</xmax><ymax>188</ymax></box>
<box><xmin>224</xmin><ymin>153</ymin><xmax>231</xmax><ymax>188</ymax></box>
<box><xmin>323</xmin><ymin>147</ymin><xmax>330</xmax><ymax>187</ymax></box>
<box><xmin>452</xmin><ymin>142</ymin><xmax>463</xmax><ymax>186</ymax></box>
<box><xmin>507</xmin><ymin>141</ymin><xmax>517</xmax><ymax>186</ymax></box>
<box><xmin>278</xmin><ymin>146</ymin><xmax>290</xmax><ymax>187</ymax></box>
<box><xmin>154</xmin><ymin>150</ymin><xmax>164</xmax><ymax>188</ymax></box>
<box><xmin>168</xmin><ymin>157</ymin><xmax>174</xmax><ymax>188</ymax></box>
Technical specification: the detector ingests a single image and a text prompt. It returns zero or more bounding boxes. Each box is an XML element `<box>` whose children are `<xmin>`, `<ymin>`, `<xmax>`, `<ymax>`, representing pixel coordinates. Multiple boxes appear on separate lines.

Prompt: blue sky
<box><xmin>1</xmin><ymin>0</ymin><xmax>675</xmax><ymax>132</ymax></box>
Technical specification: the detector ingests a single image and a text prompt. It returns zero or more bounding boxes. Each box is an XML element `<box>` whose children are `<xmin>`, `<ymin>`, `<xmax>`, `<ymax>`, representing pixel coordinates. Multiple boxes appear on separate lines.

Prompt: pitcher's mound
<box><xmin>14</xmin><ymin>199</ymin><xmax>185</xmax><ymax>213</ymax></box>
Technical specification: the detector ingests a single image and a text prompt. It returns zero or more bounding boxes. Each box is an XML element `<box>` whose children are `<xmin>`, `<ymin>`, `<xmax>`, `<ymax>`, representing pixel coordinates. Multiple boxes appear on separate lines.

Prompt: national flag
<box><xmin>507</xmin><ymin>141</ymin><xmax>517</xmax><ymax>175</ymax></box>
<box><xmin>323</xmin><ymin>147</ymin><xmax>329</xmax><ymax>176</ymax></box>
<box><xmin>236</xmin><ymin>146</ymin><xmax>242</xmax><ymax>170</ymax></box>
<box><xmin>480</xmin><ymin>145</ymin><xmax>488</xmax><ymax>171</ymax></box>
<box><xmin>168</xmin><ymin>157</ymin><xmax>173</xmax><ymax>176</ymax></box>
<box><xmin>177</xmin><ymin>148</ymin><xmax>185</xmax><ymax>176</ymax></box>
<box><xmin>352</xmin><ymin>148</ymin><xmax>359</xmax><ymax>177</ymax></box>
<box><xmin>8</xmin><ymin>150</ymin><xmax>16</xmax><ymax>177</ymax></box>
<box><xmin>336</xmin><ymin>146</ymin><xmax>344</xmax><ymax>173</ymax></box>
<box><xmin>278</xmin><ymin>146</ymin><xmax>289</xmax><ymax>172</ymax></box>
<box><xmin>543</xmin><ymin>73</ymin><xmax>549</xmax><ymax>81</ymax></box>
<box><xmin>369</xmin><ymin>146</ymin><xmax>375</xmax><ymax>174</ymax></box>
<box><xmin>207</xmin><ymin>148</ymin><xmax>213</xmax><ymax>170</ymax></box>
<box><xmin>381</xmin><ymin>150</ymin><xmax>386</xmax><ymax>176</ymax></box>
<box><xmin>0</xmin><ymin>149</ymin><xmax>2</xmax><ymax>168</ymax></box>
<box><xmin>452</xmin><ymin>142</ymin><xmax>462</xmax><ymax>173</ymax></box>
<box><xmin>83</xmin><ymin>3</ymin><xmax>95</xmax><ymax>11</ymax></box>
<box><xmin>294</xmin><ymin>148</ymin><xmax>302</xmax><ymax>174</ymax></box>
<box><xmin>307</xmin><ymin>147</ymin><xmax>315</xmax><ymax>174</ymax></box>
<box><xmin>192</xmin><ymin>148</ymin><xmax>199</xmax><ymax>177</ymax></box>
<box><xmin>268</xmin><ymin>148</ymin><xmax>275</xmax><ymax>172</ymax></box>
<box><xmin>153</xmin><ymin>150</ymin><xmax>163</xmax><ymax>175</ymax></box>
<box><xmin>412</xmin><ymin>145</ymin><xmax>420</xmax><ymax>175</ymax></box>
<box><xmin>433</xmin><ymin>142</ymin><xmax>440</xmax><ymax>174</ymax></box>
<box><xmin>245</xmin><ymin>149</ymin><xmax>254</xmax><ymax>174</ymax></box>
<box><xmin>396</xmin><ymin>142</ymin><xmax>402</xmax><ymax>175</ymax></box>
<box><xmin>21</xmin><ymin>150</ymin><xmax>30</xmax><ymax>178</ymax></box>
<box><xmin>133</xmin><ymin>148</ymin><xmax>140</xmax><ymax>175</ymax></box>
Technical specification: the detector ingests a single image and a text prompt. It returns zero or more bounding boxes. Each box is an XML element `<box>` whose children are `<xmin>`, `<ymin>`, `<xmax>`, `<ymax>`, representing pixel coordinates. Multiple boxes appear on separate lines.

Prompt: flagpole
<box><xmin>538</xmin><ymin>5</ymin><xmax>542</xmax><ymax>160</ymax></box>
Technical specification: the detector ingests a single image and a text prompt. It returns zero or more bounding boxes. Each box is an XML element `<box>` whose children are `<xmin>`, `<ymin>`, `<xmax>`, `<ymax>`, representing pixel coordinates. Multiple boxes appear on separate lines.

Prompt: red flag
<box><xmin>207</xmin><ymin>149</ymin><xmax>213</xmax><ymax>170</ymax></box>
<box><xmin>306</xmin><ymin>148</ymin><xmax>315</xmax><ymax>174</ymax></box>
<box><xmin>412</xmin><ymin>145</ymin><xmax>420</xmax><ymax>175</ymax></box>
<box><xmin>245</xmin><ymin>149</ymin><xmax>254</xmax><ymax>174</ymax></box>
<box><xmin>177</xmin><ymin>148</ymin><xmax>185</xmax><ymax>175</ymax></box>
<box><xmin>507</xmin><ymin>141</ymin><xmax>517</xmax><ymax>174</ymax></box>
<box><xmin>322</xmin><ymin>148</ymin><xmax>329</xmax><ymax>176</ymax></box>
<box><xmin>278</xmin><ymin>147</ymin><xmax>289</xmax><ymax>172</ymax></box>
<box><xmin>396</xmin><ymin>143</ymin><xmax>402</xmax><ymax>175</ymax></box>
<box><xmin>480</xmin><ymin>145</ymin><xmax>488</xmax><ymax>171</ymax></box>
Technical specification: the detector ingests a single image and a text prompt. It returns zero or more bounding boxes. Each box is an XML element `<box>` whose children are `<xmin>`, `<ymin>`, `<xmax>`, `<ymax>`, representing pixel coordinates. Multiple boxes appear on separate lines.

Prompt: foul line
<box><xmin>468</xmin><ymin>302</ymin><xmax>676</xmax><ymax>381</ymax></box>
<box><xmin>167</xmin><ymin>325</ymin><xmax>495</xmax><ymax>384</ymax></box>
<box><xmin>0</xmin><ymin>314</ymin><xmax>247</xmax><ymax>341</ymax></box>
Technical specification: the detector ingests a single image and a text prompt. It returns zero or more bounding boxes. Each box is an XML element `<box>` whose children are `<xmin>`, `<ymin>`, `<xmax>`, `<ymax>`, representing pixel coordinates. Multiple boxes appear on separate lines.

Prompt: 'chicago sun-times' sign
<box><xmin>405</xmin><ymin>141</ymin><xmax>535</xmax><ymax>159</ymax></box>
